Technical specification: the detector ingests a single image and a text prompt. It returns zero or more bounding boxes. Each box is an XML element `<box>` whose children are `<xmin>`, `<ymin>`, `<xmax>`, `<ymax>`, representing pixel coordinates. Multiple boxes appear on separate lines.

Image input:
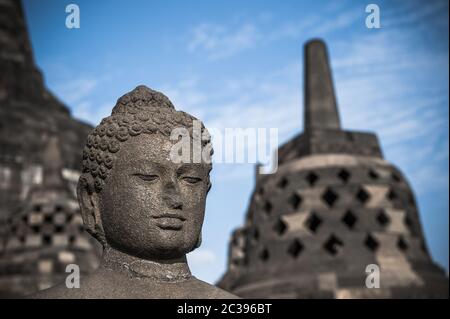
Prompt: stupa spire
<box><xmin>304</xmin><ymin>39</ymin><xmax>341</xmax><ymax>131</ymax></box>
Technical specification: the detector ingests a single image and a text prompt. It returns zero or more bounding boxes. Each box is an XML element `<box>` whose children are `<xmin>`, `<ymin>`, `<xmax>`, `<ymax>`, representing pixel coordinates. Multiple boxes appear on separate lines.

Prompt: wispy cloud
<box><xmin>72</xmin><ymin>100</ymin><xmax>114</xmax><ymax>126</ymax></box>
<box><xmin>187</xmin><ymin>248</ymin><xmax>217</xmax><ymax>266</ymax></box>
<box><xmin>186</xmin><ymin>5</ymin><xmax>362</xmax><ymax>61</ymax></box>
<box><xmin>50</xmin><ymin>74</ymin><xmax>117</xmax><ymax>125</ymax></box>
<box><xmin>54</xmin><ymin>78</ymin><xmax>98</xmax><ymax>104</ymax></box>
<box><xmin>181</xmin><ymin>14</ymin><xmax>450</xmax><ymax>198</ymax></box>
<box><xmin>382</xmin><ymin>0</ymin><xmax>449</xmax><ymax>29</ymax></box>
<box><xmin>188</xmin><ymin>23</ymin><xmax>260</xmax><ymax>60</ymax></box>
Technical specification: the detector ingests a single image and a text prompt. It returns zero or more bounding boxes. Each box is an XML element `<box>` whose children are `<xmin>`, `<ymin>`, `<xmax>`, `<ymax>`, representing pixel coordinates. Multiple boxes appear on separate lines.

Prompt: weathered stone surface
<box><xmin>0</xmin><ymin>0</ymin><xmax>93</xmax><ymax>224</ymax></box>
<box><xmin>0</xmin><ymin>136</ymin><xmax>101</xmax><ymax>298</ymax></box>
<box><xmin>217</xmin><ymin>39</ymin><xmax>448</xmax><ymax>299</ymax></box>
<box><xmin>0</xmin><ymin>0</ymin><xmax>100</xmax><ymax>297</ymax></box>
<box><xmin>31</xmin><ymin>86</ymin><xmax>237</xmax><ymax>299</ymax></box>
<box><xmin>304</xmin><ymin>39</ymin><xmax>340</xmax><ymax>131</ymax></box>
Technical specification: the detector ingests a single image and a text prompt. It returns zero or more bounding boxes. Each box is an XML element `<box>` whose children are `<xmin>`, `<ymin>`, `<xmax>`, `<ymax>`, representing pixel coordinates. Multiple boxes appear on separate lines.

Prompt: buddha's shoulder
<box><xmin>186</xmin><ymin>277</ymin><xmax>239</xmax><ymax>299</ymax></box>
<box><xmin>28</xmin><ymin>283</ymin><xmax>82</xmax><ymax>299</ymax></box>
<box><xmin>27</xmin><ymin>272</ymin><xmax>239</xmax><ymax>299</ymax></box>
<box><xmin>28</xmin><ymin>270</ymin><xmax>124</xmax><ymax>299</ymax></box>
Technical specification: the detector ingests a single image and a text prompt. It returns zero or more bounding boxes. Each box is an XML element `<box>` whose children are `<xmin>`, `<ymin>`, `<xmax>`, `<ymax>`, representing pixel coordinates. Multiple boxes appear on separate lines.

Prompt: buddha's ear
<box><xmin>77</xmin><ymin>174</ymin><xmax>106</xmax><ymax>246</ymax></box>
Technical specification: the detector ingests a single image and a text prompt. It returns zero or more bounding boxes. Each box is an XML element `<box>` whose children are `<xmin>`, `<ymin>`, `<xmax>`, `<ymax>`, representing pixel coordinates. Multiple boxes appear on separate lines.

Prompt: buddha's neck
<box><xmin>100</xmin><ymin>246</ymin><xmax>192</xmax><ymax>282</ymax></box>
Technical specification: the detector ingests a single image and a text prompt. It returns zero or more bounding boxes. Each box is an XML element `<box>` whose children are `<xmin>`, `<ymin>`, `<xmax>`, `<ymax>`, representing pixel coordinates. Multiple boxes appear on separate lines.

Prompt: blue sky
<box><xmin>23</xmin><ymin>0</ymin><xmax>449</xmax><ymax>283</ymax></box>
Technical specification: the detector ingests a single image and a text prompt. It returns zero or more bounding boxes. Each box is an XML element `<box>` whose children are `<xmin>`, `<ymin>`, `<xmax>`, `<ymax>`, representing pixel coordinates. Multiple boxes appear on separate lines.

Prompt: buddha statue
<box><xmin>31</xmin><ymin>85</ymin><xmax>237</xmax><ymax>298</ymax></box>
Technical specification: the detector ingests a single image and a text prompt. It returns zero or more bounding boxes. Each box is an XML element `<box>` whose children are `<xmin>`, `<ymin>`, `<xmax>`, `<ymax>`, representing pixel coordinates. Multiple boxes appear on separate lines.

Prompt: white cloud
<box><xmin>382</xmin><ymin>1</ymin><xmax>449</xmax><ymax>28</ymax></box>
<box><xmin>310</xmin><ymin>8</ymin><xmax>360</xmax><ymax>35</ymax></box>
<box><xmin>187</xmin><ymin>248</ymin><xmax>217</xmax><ymax>266</ymax></box>
<box><xmin>188</xmin><ymin>23</ymin><xmax>260</xmax><ymax>60</ymax></box>
<box><xmin>72</xmin><ymin>101</ymin><xmax>114</xmax><ymax>125</ymax></box>
<box><xmin>180</xmin><ymin>14</ymin><xmax>450</xmax><ymax>199</ymax></box>
<box><xmin>54</xmin><ymin>78</ymin><xmax>98</xmax><ymax>104</ymax></box>
<box><xmin>186</xmin><ymin>5</ymin><xmax>362</xmax><ymax>60</ymax></box>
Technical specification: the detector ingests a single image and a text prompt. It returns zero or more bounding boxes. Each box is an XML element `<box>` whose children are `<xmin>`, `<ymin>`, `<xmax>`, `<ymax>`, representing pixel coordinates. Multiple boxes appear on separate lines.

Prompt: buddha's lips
<box><xmin>152</xmin><ymin>214</ymin><xmax>186</xmax><ymax>230</ymax></box>
<box><xmin>152</xmin><ymin>213</ymin><xmax>186</xmax><ymax>221</ymax></box>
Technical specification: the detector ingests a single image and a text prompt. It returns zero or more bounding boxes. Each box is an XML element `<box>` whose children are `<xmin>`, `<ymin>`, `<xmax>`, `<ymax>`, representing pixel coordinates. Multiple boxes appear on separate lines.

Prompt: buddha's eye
<box><xmin>134</xmin><ymin>174</ymin><xmax>159</xmax><ymax>182</ymax></box>
<box><xmin>182</xmin><ymin>176</ymin><xmax>202</xmax><ymax>184</ymax></box>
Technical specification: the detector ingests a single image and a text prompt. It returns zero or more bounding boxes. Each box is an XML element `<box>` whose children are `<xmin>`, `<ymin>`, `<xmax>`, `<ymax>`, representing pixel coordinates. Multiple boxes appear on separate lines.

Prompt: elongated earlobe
<box><xmin>77</xmin><ymin>174</ymin><xmax>106</xmax><ymax>246</ymax></box>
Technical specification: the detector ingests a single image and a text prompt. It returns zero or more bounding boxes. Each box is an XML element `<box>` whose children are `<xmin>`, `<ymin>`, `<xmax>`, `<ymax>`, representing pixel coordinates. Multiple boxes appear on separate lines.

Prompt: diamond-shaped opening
<box><xmin>397</xmin><ymin>236</ymin><xmax>408</xmax><ymax>252</ymax></box>
<box><xmin>55</xmin><ymin>205</ymin><xmax>63</xmax><ymax>212</ymax></box>
<box><xmin>322</xmin><ymin>188</ymin><xmax>338</xmax><ymax>208</ymax></box>
<box><xmin>253</xmin><ymin>228</ymin><xmax>260</xmax><ymax>241</ymax></box>
<box><xmin>376</xmin><ymin>210</ymin><xmax>390</xmax><ymax>227</ymax></box>
<box><xmin>289</xmin><ymin>193</ymin><xmax>302</xmax><ymax>210</ymax></box>
<box><xmin>55</xmin><ymin>225</ymin><xmax>65</xmax><ymax>233</ymax></box>
<box><xmin>273</xmin><ymin>218</ymin><xmax>287</xmax><ymax>235</ymax></box>
<box><xmin>34</xmin><ymin>205</ymin><xmax>42</xmax><ymax>212</ymax></box>
<box><xmin>21</xmin><ymin>215</ymin><xmax>28</xmax><ymax>223</ymax></box>
<box><xmin>258</xmin><ymin>187</ymin><xmax>265</xmax><ymax>196</ymax></box>
<box><xmin>306</xmin><ymin>172</ymin><xmax>319</xmax><ymax>186</ymax></box>
<box><xmin>259</xmin><ymin>248</ymin><xmax>270</xmax><ymax>262</ymax></box>
<box><xmin>342</xmin><ymin>210</ymin><xmax>357</xmax><ymax>229</ymax></box>
<box><xmin>287</xmin><ymin>239</ymin><xmax>304</xmax><ymax>258</ymax></box>
<box><xmin>31</xmin><ymin>225</ymin><xmax>41</xmax><ymax>233</ymax></box>
<box><xmin>364</xmin><ymin>234</ymin><xmax>379</xmax><ymax>252</ymax></box>
<box><xmin>44</xmin><ymin>214</ymin><xmax>53</xmax><ymax>223</ymax></box>
<box><xmin>42</xmin><ymin>234</ymin><xmax>52</xmax><ymax>246</ymax></box>
<box><xmin>387</xmin><ymin>189</ymin><xmax>398</xmax><ymax>201</ymax></box>
<box><xmin>404</xmin><ymin>216</ymin><xmax>413</xmax><ymax>229</ymax></box>
<box><xmin>323</xmin><ymin>234</ymin><xmax>344</xmax><ymax>256</ymax></box>
<box><xmin>277</xmin><ymin>177</ymin><xmax>289</xmax><ymax>189</ymax></box>
<box><xmin>355</xmin><ymin>187</ymin><xmax>370</xmax><ymax>204</ymax></box>
<box><xmin>69</xmin><ymin>235</ymin><xmax>76</xmax><ymax>245</ymax></box>
<box><xmin>391</xmin><ymin>172</ymin><xmax>401</xmax><ymax>183</ymax></box>
<box><xmin>305</xmin><ymin>212</ymin><xmax>322</xmax><ymax>233</ymax></box>
<box><xmin>66</xmin><ymin>213</ymin><xmax>74</xmax><ymax>222</ymax></box>
<box><xmin>263</xmin><ymin>200</ymin><xmax>273</xmax><ymax>215</ymax></box>
<box><xmin>337</xmin><ymin>169</ymin><xmax>351</xmax><ymax>183</ymax></box>
<box><xmin>368</xmin><ymin>169</ymin><xmax>379</xmax><ymax>180</ymax></box>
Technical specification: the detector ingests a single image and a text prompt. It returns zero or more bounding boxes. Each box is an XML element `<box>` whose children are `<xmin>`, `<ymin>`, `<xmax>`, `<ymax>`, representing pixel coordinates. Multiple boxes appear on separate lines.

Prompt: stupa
<box><xmin>217</xmin><ymin>39</ymin><xmax>449</xmax><ymax>299</ymax></box>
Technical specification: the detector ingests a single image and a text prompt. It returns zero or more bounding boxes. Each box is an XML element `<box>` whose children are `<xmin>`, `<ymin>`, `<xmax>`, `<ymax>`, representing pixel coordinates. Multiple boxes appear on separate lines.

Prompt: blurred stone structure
<box><xmin>217</xmin><ymin>40</ymin><xmax>449</xmax><ymax>298</ymax></box>
<box><xmin>0</xmin><ymin>136</ymin><xmax>100</xmax><ymax>297</ymax></box>
<box><xmin>0</xmin><ymin>0</ymin><xmax>92</xmax><ymax>222</ymax></box>
<box><xmin>0</xmin><ymin>0</ymin><xmax>101</xmax><ymax>297</ymax></box>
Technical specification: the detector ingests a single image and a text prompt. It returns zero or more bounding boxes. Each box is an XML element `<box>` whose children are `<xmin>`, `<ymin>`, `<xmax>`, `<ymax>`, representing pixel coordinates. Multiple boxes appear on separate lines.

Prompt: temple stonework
<box><xmin>0</xmin><ymin>0</ymin><xmax>101</xmax><ymax>297</ymax></box>
<box><xmin>0</xmin><ymin>136</ymin><xmax>101</xmax><ymax>297</ymax></box>
<box><xmin>217</xmin><ymin>40</ymin><xmax>449</xmax><ymax>298</ymax></box>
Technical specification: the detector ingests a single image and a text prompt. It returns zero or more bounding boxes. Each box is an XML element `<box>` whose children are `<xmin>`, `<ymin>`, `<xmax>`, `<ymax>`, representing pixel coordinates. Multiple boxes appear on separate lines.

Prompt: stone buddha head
<box><xmin>77</xmin><ymin>85</ymin><xmax>213</xmax><ymax>261</ymax></box>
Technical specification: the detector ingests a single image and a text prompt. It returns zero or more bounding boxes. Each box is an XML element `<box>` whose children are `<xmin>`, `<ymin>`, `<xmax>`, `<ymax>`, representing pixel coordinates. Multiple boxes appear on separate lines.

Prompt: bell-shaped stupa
<box><xmin>217</xmin><ymin>39</ymin><xmax>448</xmax><ymax>299</ymax></box>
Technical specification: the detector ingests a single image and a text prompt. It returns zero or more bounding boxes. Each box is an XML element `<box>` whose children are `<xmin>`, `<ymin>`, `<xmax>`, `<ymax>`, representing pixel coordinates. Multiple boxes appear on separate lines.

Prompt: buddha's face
<box><xmin>98</xmin><ymin>134</ymin><xmax>209</xmax><ymax>259</ymax></box>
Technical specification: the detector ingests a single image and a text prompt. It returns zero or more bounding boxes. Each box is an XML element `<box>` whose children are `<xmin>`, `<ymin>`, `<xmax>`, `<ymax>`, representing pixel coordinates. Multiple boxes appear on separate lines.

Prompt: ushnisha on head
<box><xmin>77</xmin><ymin>85</ymin><xmax>213</xmax><ymax>260</ymax></box>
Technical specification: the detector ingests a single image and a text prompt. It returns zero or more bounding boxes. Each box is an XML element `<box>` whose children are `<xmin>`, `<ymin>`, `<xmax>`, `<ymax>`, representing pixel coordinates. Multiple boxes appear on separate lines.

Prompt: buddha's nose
<box><xmin>163</xmin><ymin>180</ymin><xmax>183</xmax><ymax>210</ymax></box>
